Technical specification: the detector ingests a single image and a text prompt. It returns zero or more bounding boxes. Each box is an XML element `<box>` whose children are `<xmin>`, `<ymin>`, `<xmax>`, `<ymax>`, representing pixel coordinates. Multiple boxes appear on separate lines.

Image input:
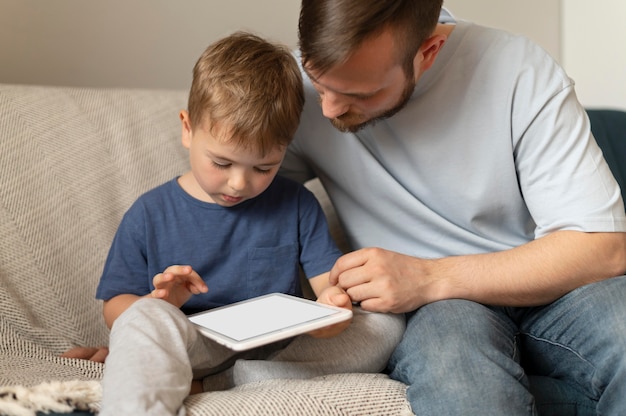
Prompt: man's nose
<box><xmin>320</xmin><ymin>91</ymin><xmax>350</xmax><ymax>119</ymax></box>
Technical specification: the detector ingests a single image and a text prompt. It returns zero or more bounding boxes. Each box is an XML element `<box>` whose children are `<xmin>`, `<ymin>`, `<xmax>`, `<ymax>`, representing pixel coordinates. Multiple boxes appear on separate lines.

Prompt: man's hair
<box><xmin>299</xmin><ymin>0</ymin><xmax>443</xmax><ymax>77</ymax></box>
<box><xmin>188</xmin><ymin>32</ymin><xmax>304</xmax><ymax>156</ymax></box>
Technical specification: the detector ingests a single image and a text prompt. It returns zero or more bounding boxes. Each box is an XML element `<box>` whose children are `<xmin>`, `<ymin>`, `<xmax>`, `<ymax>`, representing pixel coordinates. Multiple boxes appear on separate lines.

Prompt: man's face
<box><xmin>304</xmin><ymin>30</ymin><xmax>417</xmax><ymax>133</ymax></box>
<box><xmin>327</xmin><ymin>77</ymin><xmax>415</xmax><ymax>133</ymax></box>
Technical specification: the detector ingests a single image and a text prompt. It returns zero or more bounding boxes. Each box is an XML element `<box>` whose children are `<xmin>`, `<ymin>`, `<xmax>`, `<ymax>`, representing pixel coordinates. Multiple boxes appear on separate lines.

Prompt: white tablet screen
<box><xmin>188</xmin><ymin>293</ymin><xmax>352</xmax><ymax>350</ymax></box>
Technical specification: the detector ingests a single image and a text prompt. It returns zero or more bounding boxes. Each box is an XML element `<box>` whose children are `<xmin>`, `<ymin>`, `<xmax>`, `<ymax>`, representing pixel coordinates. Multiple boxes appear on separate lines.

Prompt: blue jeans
<box><xmin>387</xmin><ymin>275</ymin><xmax>626</xmax><ymax>415</ymax></box>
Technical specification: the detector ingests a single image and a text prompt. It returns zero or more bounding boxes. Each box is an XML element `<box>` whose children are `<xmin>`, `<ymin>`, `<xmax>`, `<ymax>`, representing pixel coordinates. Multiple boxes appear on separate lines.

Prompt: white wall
<box><xmin>447</xmin><ymin>0</ymin><xmax>625</xmax><ymax>110</ymax></box>
<box><xmin>562</xmin><ymin>1</ymin><xmax>626</xmax><ymax>110</ymax></box>
<box><xmin>1</xmin><ymin>0</ymin><xmax>624</xmax><ymax>110</ymax></box>
<box><xmin>444</xmin><ymin>0</ymin><xmax>561</xmax><ymax>62</ymax></box>
<box><xmin>0</xmin><ymin>0</ymin><xmax>300</xmax><ymax>89</ymax></box>
<box><xmin>0</xmin><ymin>0</ymin><xmax>561</xmax><ymax>90</ymax></box>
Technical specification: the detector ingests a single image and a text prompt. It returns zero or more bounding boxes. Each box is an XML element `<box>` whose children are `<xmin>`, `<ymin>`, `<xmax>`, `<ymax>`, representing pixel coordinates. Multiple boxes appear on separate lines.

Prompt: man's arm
<box><xmin>330</xmin><ymin>230</ymin><xmax>626</xmax><ymax>313</ymax></box>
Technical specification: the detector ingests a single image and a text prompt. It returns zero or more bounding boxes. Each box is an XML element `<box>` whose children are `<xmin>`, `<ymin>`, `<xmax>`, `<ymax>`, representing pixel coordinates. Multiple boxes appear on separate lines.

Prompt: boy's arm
<box><xmin>307</xmin><ymin>272</ymin><xmax>352</xmax><ymax>338</ymax></box>
<box><xmin>63</xmin><ymin>266</ymin><xmax>208</xmax><ymax>360</ymax></box>
<box><xmin>151</xmin><ymin>265</ymin><xmax>208</xmax><ymax>308</ymax></box>
<box><xmin>103</xmin><ymin>265</ymin><xmax>208</xmax><ymax>329</ymax></box>
<box><xmin>62</xmin><ymin>293</ymin><xmax>148</xmax><ymax>361</ymax></box>
<box><xmin>103</xmin><ymin>293</ymin><xmax>145</xmax><ymax>329</ymax></box>
<box><xmin>309</xmin><ymin>272</ymin><xmax>350</xmax><ymax>306</ymax></box>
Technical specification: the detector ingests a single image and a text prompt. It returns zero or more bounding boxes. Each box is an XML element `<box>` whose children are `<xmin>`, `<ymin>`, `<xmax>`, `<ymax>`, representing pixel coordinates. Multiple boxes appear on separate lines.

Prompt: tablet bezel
<box><xmin>188</xmin><ymin>293</ymin><xmax>353</xmax><ymax>351</ymax></box>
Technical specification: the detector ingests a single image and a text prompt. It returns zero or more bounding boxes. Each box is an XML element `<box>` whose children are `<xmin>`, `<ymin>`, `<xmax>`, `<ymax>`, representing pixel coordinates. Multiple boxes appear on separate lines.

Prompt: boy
<box><xmin>95</xmin><ymin>32</ymin><xmax>404</xmax><ymax>415</ymax></box>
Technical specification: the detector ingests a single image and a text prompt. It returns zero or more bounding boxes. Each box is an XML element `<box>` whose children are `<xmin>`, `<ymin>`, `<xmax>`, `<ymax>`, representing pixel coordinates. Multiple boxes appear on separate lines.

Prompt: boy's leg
<box><xmin>100</xmin><ymin>298</ymin><xmax>237</xmax><ymax>416</ymax></box>
<box><xmin>387</xmin><ymin>299</ymin><xmax>536</xmax><ymax>416</ymax></box>
<box><xmin>211</xmin><ymin>308</ymin><xmax>405</xmax><ymax>386</ymax></box>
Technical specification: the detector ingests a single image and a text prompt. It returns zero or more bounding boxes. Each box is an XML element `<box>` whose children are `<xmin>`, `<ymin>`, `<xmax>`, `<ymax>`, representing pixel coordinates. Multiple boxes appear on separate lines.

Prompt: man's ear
<box><xmin>180</xmin><ymin>110</ymin><xmax>192</xmax><ymax>149</ymax></box>
<box><xmin>414</xmin><ymin>33</ymin><xmax>448</xmax><ymax>73</ymax></box>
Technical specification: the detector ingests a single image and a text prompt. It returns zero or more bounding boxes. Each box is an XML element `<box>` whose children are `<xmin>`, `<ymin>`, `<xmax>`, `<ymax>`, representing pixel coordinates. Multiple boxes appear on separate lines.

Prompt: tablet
<box><xmin>188</xmin><ymin>293</ymin><xmax>352</xmax><ymax>351</ymax></box>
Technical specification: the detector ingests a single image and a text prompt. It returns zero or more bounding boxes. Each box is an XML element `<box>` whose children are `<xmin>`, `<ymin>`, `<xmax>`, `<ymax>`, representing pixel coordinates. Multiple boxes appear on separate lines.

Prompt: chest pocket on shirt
<box><xmin>247</xmin><ymin>243</ymin><xmax>299</xmax><ymax>297</ymax></box>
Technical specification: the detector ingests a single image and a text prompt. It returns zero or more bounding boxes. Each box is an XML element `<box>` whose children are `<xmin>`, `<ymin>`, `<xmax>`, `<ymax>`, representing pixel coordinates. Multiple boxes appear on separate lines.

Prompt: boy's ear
<box><xmin>180</xmin><ymin>110</ymin><xmax>192</xmax><ymax>148</ymax></box>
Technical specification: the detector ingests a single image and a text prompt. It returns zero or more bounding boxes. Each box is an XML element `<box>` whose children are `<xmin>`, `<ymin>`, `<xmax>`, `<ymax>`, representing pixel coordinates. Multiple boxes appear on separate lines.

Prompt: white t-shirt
<box><xmin>282</xmin><ymin>19</ymin><xmax>626</xmax><ymax>259</ymax></box>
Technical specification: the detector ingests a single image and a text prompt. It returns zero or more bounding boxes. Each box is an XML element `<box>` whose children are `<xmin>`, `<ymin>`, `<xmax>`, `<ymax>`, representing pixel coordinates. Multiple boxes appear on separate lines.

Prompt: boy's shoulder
<box><xmin>124</xmin><ymin>178</ymin><xmax>181</xmax><ymax>216</ymax></box>
<box><xmin>270</xmin><ymin>175</ymin><xmax>307</xmax><ymax>190</ymax></box>
<box><xmin>135</xmin><ymin>178</ymin><xmax>179</xmax><ymax>202</ymax></box>
<box><xmin>266</xmin><ymin>175</ymin><xmax>316</xmax><ymax>200</ymax></box>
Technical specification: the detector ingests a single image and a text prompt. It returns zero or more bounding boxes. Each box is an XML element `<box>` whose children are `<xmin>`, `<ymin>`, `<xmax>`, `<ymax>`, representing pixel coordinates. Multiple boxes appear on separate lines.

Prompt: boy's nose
<box><xmin>228</xmin><ymin>172</ymin><xmax>246</xmax><ymax>191</ymax></box>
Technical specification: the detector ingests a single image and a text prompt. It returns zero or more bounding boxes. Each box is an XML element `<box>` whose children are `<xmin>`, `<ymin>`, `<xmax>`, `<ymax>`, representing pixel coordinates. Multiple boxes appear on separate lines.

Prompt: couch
<box><xmin>1</xmin><ymin>83</ymin><xmax>624</xmax><ymax>415</ymax></box>
<box><xmin>0</xmin><ymin>83</ymin><xmax>410</xmax><ymax>416</ymax></box>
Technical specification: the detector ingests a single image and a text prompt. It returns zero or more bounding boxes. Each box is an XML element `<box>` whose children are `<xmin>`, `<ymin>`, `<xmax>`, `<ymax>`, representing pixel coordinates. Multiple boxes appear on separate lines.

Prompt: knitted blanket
<box><xmin>0</xmin><ymin>84</ymin><xmax>411</xmax><ymax>415</ymax></box>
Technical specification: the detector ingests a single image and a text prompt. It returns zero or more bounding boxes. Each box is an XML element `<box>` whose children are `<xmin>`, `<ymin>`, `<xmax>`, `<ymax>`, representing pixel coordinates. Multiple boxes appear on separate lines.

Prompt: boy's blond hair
<box><xmin>188</xmin><ymin>32</ymin><xmax>304</xmax><ymax>156</ymax></box>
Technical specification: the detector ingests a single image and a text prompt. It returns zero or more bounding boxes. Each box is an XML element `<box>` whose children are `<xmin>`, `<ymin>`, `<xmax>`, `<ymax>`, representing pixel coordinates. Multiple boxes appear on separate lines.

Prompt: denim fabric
<box><xmin>528</xmin><ymin>375</ymin><xmax>595</xmax><ymax>416</ymax></box>
<box><xmin>388</xmin><ymin>275</ymin><xmax>626</xmax><ymax>415</ymax></box>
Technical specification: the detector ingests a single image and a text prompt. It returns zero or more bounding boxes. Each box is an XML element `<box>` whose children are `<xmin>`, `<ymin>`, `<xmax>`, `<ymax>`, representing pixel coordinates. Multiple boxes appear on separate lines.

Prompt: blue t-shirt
<box><xmin>95</xmin><ymin>176</ymin><xmax>342</xmax><ymax>314</ymax></box>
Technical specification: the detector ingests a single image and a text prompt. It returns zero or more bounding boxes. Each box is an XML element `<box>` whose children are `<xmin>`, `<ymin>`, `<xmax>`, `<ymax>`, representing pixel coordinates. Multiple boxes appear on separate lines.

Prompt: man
<box><xmin>281</xmin><ymin>0</ymin><xmax>626</xmax><ymax>414</ymax></box>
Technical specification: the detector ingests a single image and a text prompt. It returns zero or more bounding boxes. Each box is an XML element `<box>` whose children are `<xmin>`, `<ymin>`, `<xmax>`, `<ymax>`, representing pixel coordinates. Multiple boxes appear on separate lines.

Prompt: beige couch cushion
<box><xmin>0</xmin><ymin>84</ymin><xmax>410</xmax><ymax>415</ymax></box>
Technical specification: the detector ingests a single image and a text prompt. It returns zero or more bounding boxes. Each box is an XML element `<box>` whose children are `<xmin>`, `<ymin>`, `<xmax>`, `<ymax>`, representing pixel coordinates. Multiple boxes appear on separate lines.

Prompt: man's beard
<box><xmin>329</xmin><ymin>78</ymin><xmax>416</xmax><ymax>133</ymax></box>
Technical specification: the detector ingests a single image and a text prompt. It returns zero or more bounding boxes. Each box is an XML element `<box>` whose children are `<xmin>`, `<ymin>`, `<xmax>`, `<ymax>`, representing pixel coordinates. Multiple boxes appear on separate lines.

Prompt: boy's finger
<box><xmin>331</xmin><ymin>292</ymin><xmax>352</xmax><ymax>308</ymax></box>
<box><xmin>88</xmin><ymin>347</ymin><xmax>109</xmax><ymax>363</ymax></box>
<box><xmin>163</xmin><ymin>264</ymin><xmax>192</xmax><ymax>275</ymax></box>
<box><xmin>151</xmin><ymin>288</ymin><xmax>166</xmax><ymax>299</ymax></box>
<box><xmin>192</xmin><ymin>280</ymin><xmax>209</xmax><ymax>293</ymax></box>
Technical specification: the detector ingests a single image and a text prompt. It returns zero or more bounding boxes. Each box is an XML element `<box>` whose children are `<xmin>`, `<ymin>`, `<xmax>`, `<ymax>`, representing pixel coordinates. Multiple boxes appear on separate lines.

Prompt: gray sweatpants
<box><xmin>99</xmin><ymin>298</ymin><xmax>405</xmax><ymax>415</ymax></box>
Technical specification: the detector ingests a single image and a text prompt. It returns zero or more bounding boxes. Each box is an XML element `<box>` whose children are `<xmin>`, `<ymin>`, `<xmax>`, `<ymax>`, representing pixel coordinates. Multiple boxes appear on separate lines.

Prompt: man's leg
<box><xmin>387</xmin><ymin>299</ymin><xmax>536</xmax><ymax>416</ymax></box>
<box><xmin>518</xmin><ymin>274</ymin><xmax>626</xmax><ymax>415</ymax></box>
<box><xmin>100</xmin><ymin>298</ymin><xmax>237</xmax><ymax>416</ymax></box>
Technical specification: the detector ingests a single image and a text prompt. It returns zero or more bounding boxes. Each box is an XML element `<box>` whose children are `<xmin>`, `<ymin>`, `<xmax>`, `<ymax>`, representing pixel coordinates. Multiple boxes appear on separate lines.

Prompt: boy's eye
<box><xmin>212</xmin><ymin>161</ymin><xmax>230</xmax><ymax>169</ymax></box>
<box><xmin>255</xmin><ymin>167</ymin><xmax>274</xmax><ymax>175</ymax></box>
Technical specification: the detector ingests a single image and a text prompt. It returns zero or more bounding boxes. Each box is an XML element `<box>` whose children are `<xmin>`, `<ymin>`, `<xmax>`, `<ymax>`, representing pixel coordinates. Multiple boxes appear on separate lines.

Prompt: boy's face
<box><xmin>179</xmin><ymin>111</ymin><xmax>285</xmax><ymax>207</ymax></box>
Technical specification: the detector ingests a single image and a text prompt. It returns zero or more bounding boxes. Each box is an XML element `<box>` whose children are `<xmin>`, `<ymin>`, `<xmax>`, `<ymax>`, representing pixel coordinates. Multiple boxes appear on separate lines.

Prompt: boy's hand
<box><xmin>308</xmin><ymin>285</ymin><xmax>353</xmax><ymax>338</ymax></box>
<box><xmin>60</xmin><ymin>346</ymin><xmax>109</xmax><ymax>363</ymax></box>
<box><xmin>151</xmin><ymin>265</ymin><xmax>208</xmax><ymax>308</ymax></box>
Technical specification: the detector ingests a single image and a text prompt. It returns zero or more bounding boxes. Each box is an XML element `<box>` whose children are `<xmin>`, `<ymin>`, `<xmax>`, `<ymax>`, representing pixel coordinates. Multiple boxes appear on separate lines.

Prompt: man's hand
<box><xmin>151</xmin><ymin>265</ymin><xmax>208</xmax><ymax>308</ymax></box>
<box><xmin>60</xmin><ymin>346</ymin><xmax>109</xmax><ymax>363</ymax></box>
<box><xmin>329</xmin><ymin>247</ymin><xmax>433</xmax><ymax>313</ymax></box>
<box><xmin>308</xmin><ymin>285</ymin><xmax>352</xmax><ymax>338</ymax></box>
<box><xmin>330</xmin><ymin>232</ymin><xmax>626</xmax><ymax>312</ymax></box>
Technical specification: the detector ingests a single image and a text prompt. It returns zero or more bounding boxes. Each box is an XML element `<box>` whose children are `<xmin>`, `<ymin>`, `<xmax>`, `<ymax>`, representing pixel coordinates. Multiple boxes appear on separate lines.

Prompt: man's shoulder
<box><xmin>456</xmin><ymin>20</ymin><xmax>553</xmax><ymax>60</ymax></box>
